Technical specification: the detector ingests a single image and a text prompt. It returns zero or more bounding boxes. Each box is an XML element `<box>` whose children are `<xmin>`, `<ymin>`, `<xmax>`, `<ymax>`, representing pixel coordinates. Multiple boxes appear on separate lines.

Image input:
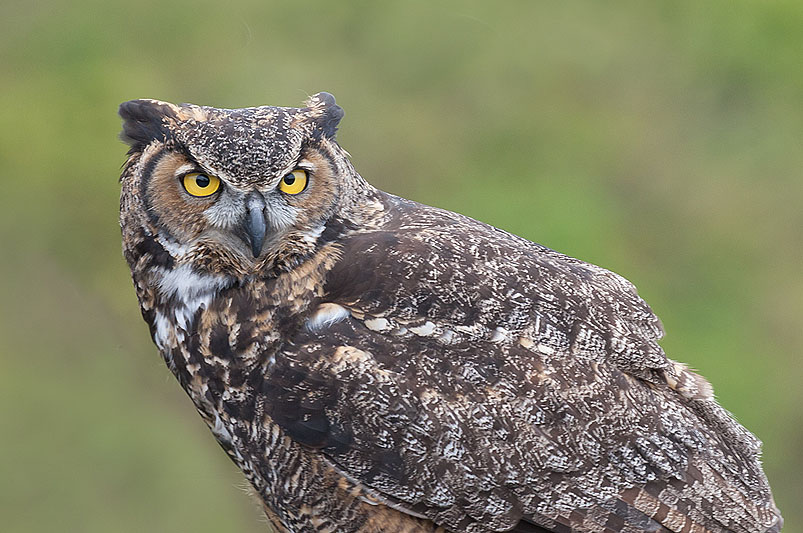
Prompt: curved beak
<box><xmin>242</xmin><ymin>192</ymin><xmax>267</xmax><ymax>258</ymax></box>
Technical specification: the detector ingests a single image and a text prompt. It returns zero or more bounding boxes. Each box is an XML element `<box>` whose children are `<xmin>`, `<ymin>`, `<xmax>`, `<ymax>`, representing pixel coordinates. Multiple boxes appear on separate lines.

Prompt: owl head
<box><xmin>118</xmin><ymin>92</ymin><xmax>361</xmax><ymax>278</ymax></box>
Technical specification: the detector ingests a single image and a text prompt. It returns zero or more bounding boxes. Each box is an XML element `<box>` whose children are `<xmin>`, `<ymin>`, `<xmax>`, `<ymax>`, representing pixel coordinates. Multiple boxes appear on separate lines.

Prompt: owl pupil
<box><xmin>284</xmin><ymin>174</ymin><xmax>295</xmax><ymax>185</ymax></box>
<box><xmin>196</xmin><ymin>175</ymin><xmax>210</xmax><ymax>188</ymax></box>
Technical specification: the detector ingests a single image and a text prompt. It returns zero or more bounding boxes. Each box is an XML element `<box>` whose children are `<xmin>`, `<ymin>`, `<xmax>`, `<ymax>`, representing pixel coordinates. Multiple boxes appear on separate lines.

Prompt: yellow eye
<box><xmin>278</xmin><ymin>169</ymin><xmax>308</xmax><ymax>195</ymax></box>
<box><xmin>182</xmin><ymin>173</ymin><xmax>220</xmax><ymax>197</ymax></box>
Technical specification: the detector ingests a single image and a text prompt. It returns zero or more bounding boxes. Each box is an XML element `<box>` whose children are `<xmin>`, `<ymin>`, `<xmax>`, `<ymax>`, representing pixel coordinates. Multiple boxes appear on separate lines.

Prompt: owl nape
<box><xmin>118</xmin><ymin>93</ymin><xmax>782</xmax><ymax>533</ymax></box>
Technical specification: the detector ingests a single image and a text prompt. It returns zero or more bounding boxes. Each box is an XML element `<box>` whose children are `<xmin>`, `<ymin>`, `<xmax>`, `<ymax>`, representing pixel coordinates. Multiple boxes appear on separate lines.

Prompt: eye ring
<box><xmin>182</xmin><ymin>172</ymin><xmax>221</xmax><ymax>197</ymax></box>
<box><xmin>278</xmin><ymin>169</ymin><xmax>308</xmax><ymax>195</ymax></box>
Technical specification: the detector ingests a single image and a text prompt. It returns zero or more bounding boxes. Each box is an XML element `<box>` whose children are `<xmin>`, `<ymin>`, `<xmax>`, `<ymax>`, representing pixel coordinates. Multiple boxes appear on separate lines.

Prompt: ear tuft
<box><xmin>304</xmin><ymin>92</ymin><xmax>344</xmax><ymax>139</ymax></box>
<box><xmin>118</xmin><ymin>99</ymin><xmax>178</xmax><ymax>152</ymax></box>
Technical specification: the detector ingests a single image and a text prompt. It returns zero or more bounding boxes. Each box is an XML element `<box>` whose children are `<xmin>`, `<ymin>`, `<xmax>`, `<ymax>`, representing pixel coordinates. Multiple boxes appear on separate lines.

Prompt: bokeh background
<box><xmin>1</xmin><ymin>0</ymin><xmax>800</xmax><ymax>531</ymax></box>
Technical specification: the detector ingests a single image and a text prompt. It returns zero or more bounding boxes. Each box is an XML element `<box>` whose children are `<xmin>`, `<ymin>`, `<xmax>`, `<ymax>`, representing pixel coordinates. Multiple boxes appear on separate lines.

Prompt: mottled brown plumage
<box><xmin>117</xmin><ymin>93</ymin><xmax>782</xmax><ymax>532</ymax></box>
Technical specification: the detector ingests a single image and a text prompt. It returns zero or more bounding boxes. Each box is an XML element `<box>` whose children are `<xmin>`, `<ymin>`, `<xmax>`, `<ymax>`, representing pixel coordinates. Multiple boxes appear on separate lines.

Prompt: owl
<box><xmin>118</xmin><ymin>93</ymin><xmax>782</xmax><ymax>533</ymax></box>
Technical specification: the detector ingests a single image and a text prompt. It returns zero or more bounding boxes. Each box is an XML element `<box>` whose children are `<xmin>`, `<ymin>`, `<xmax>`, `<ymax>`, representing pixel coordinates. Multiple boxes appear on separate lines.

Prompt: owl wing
<box><xmin>262</xmin><ymin>195</ymin><xmax>781</xmax><ymax>533</ymax></box>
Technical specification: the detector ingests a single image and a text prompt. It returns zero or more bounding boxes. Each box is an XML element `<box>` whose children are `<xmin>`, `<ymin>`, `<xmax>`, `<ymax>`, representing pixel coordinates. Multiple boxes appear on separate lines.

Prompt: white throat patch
<box><xmin>156</xmin><ymin>263</ymin><xmax>230</xmax><ymax>302</ymax></box>
<box><xmin>152</xmin><ymin>264</ymin><xmax>232</xmax><ymax>351</ymax></box>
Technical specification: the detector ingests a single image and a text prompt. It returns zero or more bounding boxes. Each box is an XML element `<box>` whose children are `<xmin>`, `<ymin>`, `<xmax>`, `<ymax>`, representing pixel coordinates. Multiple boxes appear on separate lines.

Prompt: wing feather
<box><xmin>262</xmin><ymin>194</ymin><xmax>780</xmax><ymax>532</ymax></box>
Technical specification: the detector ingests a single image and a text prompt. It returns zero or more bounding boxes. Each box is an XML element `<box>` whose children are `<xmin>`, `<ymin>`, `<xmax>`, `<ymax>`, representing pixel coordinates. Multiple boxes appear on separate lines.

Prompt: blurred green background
<box><xmin>1</xmin><ymin>0</ymin><xmax>800</xmax><ymax>531</ymax></box>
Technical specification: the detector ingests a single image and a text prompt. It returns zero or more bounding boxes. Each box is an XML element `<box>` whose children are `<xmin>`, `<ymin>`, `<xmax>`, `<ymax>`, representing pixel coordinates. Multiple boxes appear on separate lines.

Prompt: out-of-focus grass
<box><xmin>1</xmin><ymin>1</ymin><xmax>800</xmax><ymax>531</ymax></box>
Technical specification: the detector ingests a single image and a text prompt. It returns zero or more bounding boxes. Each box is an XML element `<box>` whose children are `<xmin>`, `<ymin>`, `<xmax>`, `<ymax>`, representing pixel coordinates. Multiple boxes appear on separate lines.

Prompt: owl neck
<box><xmin>131</xmin><ymin>226</ymin><xmax>343</xmax><ymax>414</ymax></box>
<box><xmin>134</xmin><ymin>239</ymin><xmax>334</xmax><ymax>355</ymax></box>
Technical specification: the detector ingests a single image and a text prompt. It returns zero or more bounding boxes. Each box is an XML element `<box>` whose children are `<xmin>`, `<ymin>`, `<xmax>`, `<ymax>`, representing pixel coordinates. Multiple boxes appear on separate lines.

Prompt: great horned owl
<box><xmin>118</xmin><ymin>93</ymin><xmax>782</xmax><ymax>533</ymax></box>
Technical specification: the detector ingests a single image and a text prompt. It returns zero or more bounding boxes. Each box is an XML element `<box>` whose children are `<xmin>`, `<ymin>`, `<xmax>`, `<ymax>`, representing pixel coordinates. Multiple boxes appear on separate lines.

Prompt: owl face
<box><xmin>119</xmin><ymin>93</ymin><xmax>351</xmax><ymax>277</ymax></box>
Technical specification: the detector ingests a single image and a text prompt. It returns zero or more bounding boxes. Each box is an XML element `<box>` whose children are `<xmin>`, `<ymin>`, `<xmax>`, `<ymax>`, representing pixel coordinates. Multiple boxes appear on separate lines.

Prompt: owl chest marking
<box><xmin>151</xmin><ymin>263</ymin><xmax>232</xmax><ymax>352</ymax></box>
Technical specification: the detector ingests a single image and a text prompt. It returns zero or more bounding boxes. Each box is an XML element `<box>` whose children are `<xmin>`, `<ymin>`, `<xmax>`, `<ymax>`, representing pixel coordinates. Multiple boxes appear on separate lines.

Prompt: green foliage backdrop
<box><xmin>1</xmin><ymin>1</ymin><xmax>800</xmax><ymax>531</ymax></box>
